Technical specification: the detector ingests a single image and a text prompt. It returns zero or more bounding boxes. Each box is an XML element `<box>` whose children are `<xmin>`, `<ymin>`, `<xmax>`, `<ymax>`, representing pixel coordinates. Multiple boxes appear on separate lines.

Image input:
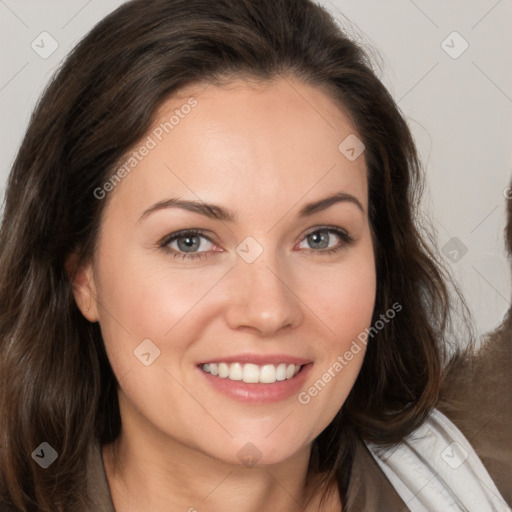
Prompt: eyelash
<box><xmin>159</xmin><ymin>227</ymin><xmax>355</xmax><ymax>261</ymax></box>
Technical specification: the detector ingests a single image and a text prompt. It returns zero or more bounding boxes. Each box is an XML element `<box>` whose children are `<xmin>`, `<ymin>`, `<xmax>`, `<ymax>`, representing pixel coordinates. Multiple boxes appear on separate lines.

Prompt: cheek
<box><xmin>303</xmin><ymin>254</ymin><xmax>377</xmax><ymax>344</ymax></box>
<box><xmin>296</xmin><ymin>249</ymin><xmax>376</xmax><ymax>406</ymax></box>
<box><xmin>96</xmin><ymin>243</ymin><xmax>199</xmax><ymax>328</ymax></box>
<box><xmin>94</xmin><ymin>246</ymin><xmax>229</xmax><ymax>369</ymax></box>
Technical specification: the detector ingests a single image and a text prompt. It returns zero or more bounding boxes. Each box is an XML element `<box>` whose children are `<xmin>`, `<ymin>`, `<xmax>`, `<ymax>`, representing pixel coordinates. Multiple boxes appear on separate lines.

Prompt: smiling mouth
<box><xmin>200</xmin><ymin>362</ymin><xmax>304</xmax><ymax>384</ymax></box>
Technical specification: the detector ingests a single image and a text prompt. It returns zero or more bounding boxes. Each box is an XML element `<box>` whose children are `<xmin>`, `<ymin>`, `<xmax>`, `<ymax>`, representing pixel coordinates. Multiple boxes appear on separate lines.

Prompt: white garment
<box><xmin>365</xmin><ymin>408</ymin><xmax>511</xmax><ymax>511</ymax></box>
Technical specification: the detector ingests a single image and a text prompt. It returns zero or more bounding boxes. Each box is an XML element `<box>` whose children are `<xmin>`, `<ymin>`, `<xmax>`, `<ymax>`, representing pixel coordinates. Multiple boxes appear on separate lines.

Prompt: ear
<box><xmin>65</xmin><ymin>252</ymin><xmax>99</xmax><ymax>322</ymax></box>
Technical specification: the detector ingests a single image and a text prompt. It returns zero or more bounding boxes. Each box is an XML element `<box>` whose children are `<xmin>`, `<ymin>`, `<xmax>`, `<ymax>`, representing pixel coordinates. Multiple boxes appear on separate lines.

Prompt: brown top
<box><xmin>86</xmin><ymin>319</ymin><xmax>512</xmax><ymax>511</ymax></box>
<box><xmin>436</xmin><ymin>315</ymin><xmax>512</xmax><ymax>508</ymax></box>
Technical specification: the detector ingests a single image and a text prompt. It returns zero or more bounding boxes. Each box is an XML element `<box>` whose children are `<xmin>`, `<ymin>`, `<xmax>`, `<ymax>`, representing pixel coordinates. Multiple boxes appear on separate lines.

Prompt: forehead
<box><xmin>105</xmin><ymin>76</ymin><xmax>368</xmax><ymax>221</ymax></box>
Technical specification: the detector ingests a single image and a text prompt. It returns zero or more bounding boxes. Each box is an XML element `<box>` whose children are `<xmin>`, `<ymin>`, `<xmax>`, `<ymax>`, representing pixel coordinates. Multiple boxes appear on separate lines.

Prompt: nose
<box><xmin>223</xmin><ymin>249</ymin><xmax>304</xmax><ymax>336</ymax></box>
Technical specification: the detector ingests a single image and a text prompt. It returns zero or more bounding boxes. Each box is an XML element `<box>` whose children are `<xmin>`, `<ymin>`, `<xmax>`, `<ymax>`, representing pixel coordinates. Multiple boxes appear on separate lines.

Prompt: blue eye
<box><xmin>160</xmin><ymin>230</ymin><xmax>215</xmax><ymax>260</ymax></box>
<box><xmin>159</xmin><ymin>226</ymin><xmax>354</xmax><ymax>261</ymax></box>
<box><xmin>297</xmin><ymin>227</ymin><xmax>354</xmax><ymax>255</ymax></box>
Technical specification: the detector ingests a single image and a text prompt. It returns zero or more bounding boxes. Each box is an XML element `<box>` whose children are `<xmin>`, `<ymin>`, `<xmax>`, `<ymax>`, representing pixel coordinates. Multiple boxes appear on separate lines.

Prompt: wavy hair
<box><xmin>0</xmin><ymin>0</ymin><xmax>473</xmax><ymax>510</ymax></box>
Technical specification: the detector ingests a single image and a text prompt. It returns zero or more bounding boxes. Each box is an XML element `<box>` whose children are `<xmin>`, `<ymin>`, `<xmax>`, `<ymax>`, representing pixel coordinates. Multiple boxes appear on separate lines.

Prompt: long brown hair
<box><xmin>0</xmin><ymin>0</ymin><xmax>473</xmax><ymax>510</ymax></box>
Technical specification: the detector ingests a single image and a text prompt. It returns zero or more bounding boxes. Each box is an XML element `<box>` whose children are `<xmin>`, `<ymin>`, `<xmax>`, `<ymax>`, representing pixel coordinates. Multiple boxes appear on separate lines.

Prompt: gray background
<box><xmin>1</xmin><ymin>0</ymin><xmax>511</xmax><ymax>339</ymax></box>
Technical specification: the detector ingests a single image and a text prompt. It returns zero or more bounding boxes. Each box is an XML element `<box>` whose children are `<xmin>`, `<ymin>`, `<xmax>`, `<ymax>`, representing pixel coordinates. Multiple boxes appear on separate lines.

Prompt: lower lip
<box><xmin>198</xmin><ymin>363</ymin><xmax>313</xmax><ymax>403</ymax></box>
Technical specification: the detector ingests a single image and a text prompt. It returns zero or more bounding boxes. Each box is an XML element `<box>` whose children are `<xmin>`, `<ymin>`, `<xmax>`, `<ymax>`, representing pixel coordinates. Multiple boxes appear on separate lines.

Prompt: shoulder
<box><xmin>437</xmin><ymin>316</ymin><xmax>512</xmax><ymax>507</ymax></box>
<box><xmin>358</xmin><ymin>318</ymin><xmax>512</xmax><ymax>511</ymax></box>
<box><xmin>365</xmin><ymin>407</ymin><xmax>511</xmax><ymax>511</ymax></box>
<box><xmin>347</xmin><ymin>437</ymin><xmax>409</xmax><ymax>510</ymax></box>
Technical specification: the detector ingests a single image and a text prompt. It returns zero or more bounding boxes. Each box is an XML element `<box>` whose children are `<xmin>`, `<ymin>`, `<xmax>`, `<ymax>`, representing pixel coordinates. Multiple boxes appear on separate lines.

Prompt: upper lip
<box><xmin>197</xmin><ymin>354</ymin><xmax>313</xmax><ymax>366</ymax></box>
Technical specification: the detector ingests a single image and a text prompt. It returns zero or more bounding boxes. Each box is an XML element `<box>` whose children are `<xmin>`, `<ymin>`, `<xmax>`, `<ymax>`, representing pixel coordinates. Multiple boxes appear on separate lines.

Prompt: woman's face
<box><xmin>77</xmin><ymin>76</ymin><xmax>376</xmax><ymax>465</ymax></box>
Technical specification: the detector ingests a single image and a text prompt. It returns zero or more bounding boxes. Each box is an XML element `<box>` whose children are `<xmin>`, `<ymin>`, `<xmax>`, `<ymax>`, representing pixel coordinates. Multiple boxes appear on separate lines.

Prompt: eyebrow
<box><xmin>138</xmin><ymin>191</ymin><xmax>364</xmax><ymax>224</ymax></box>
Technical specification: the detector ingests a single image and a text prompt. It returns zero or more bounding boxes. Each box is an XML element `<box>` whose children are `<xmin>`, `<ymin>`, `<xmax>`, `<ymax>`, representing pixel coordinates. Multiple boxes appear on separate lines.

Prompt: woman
<box><xmin>0</xmin><ymin>0</ymin><xmax>509</xmax><ymax>510</ymax></box>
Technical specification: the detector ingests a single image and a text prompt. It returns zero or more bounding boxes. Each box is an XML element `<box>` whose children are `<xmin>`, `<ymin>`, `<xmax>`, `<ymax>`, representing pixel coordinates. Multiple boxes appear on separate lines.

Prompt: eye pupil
<box><xmin>308</xmin><ymin>231</ymin><xmax>329</xmax><ymax>249</ymax></box>
<box><xmin>178</xmin><ymin>235</ymin><xmax>200</xmax><ymax>252</ymax></box>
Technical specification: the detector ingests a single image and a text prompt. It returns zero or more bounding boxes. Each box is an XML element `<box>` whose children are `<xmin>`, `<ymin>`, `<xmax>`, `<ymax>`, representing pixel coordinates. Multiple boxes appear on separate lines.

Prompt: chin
<box><xmin>203</xmin><ymin>433</ymin><xmax>309</xmax><ymax>468</ymax></box>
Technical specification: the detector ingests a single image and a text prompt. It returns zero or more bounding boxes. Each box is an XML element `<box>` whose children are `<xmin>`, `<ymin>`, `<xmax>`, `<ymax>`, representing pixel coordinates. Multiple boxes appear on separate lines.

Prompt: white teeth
<box><xmin>228</xmin><ymin>362</ymin><xmax>243</xmax><ymax>381</ymax></box>
<box><xmin>201</xmin><ymin>362</ymin><xmax>303</xmax><ymax>384</ymax></box>
<box><xmin>260</xmin><ymin>364</ymin><xmax>276</xmax><ymax>383</ymax></box>
<box><xmin>242</xmin><ymin>363</ymin><xmax>260</xmax><ymax>383</ymax></box>
<box><xmin>218</xmin><ymin>362</ymin><xmax>229</xmax><ymax>378</ymax></box>
<box><xmin>276</xmin><ymin>363</ymin><xmax>287</xmax><ymax>381</ymax></box>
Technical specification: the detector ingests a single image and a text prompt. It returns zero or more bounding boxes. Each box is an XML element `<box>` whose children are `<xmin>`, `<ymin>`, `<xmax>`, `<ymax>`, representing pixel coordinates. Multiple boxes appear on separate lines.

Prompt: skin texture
<box><xmin>71</xmin><ymin>76</ymin><xmax>377</xmax><ymax>512</ymax></box>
